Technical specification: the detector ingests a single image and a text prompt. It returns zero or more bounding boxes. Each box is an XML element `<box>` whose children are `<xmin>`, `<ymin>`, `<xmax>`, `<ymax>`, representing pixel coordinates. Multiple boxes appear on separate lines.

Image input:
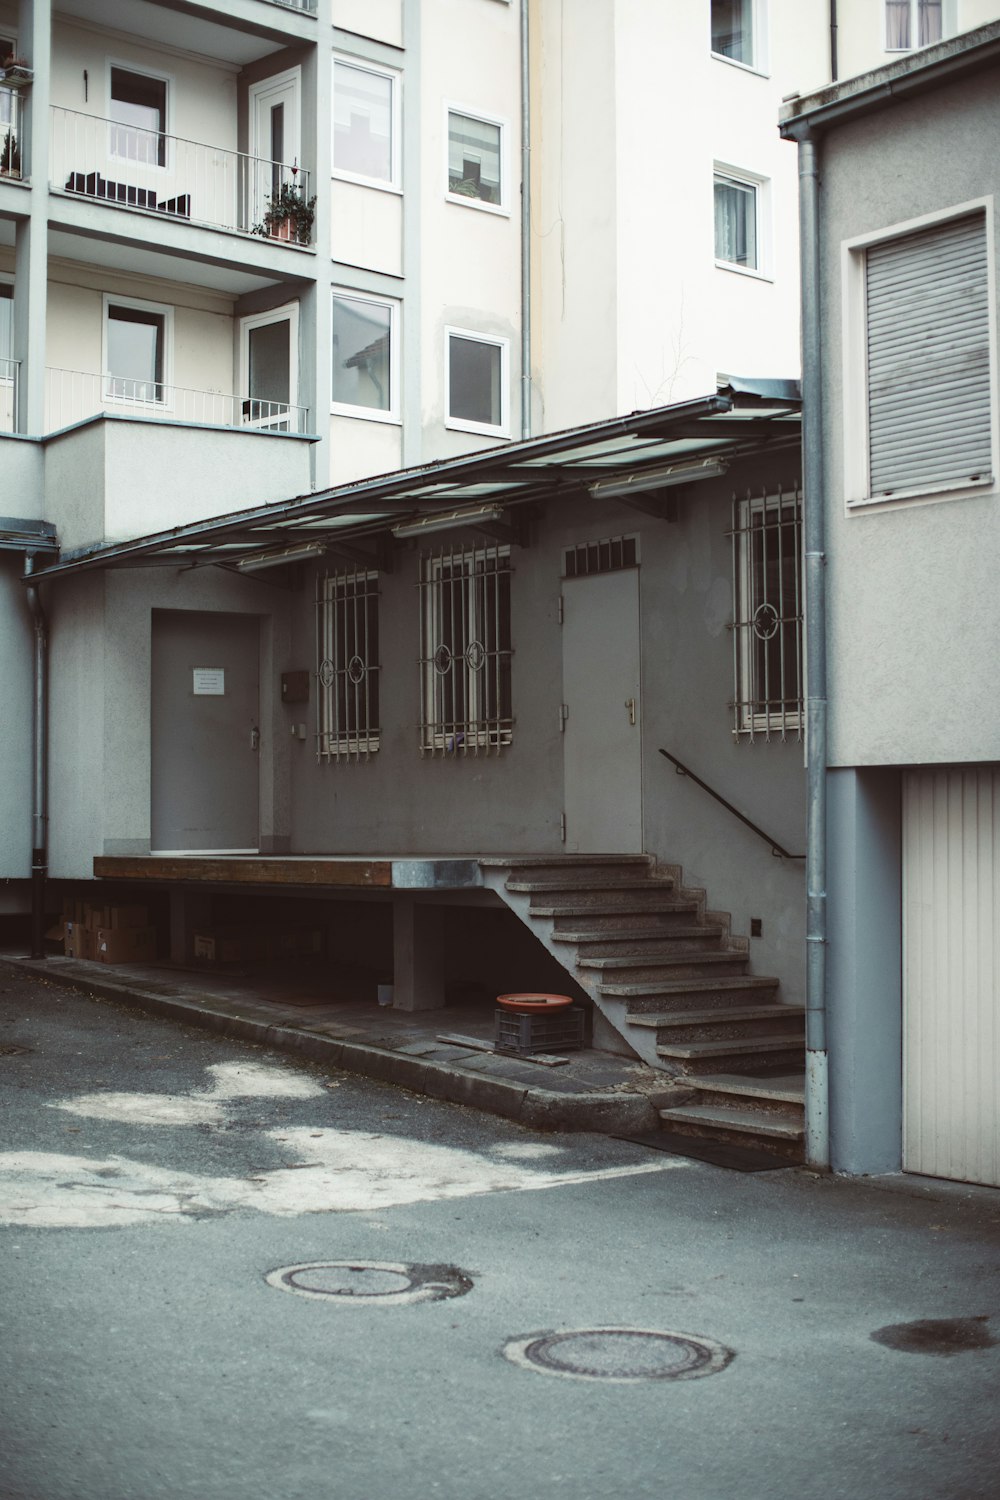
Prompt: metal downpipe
<box><xmin>798</xmin><ymin>128</ymin><xmax>830</xmax><ymax>1170</ymax></box>
<box><xmin>24</xmin><ymin>556</ymin><xmax>48</xmax><ymax>960</ymax></box>
<box><xmin>520</xmin><ymin>0</ymin><xmax>532</xmax><ymax>439</ymax></box>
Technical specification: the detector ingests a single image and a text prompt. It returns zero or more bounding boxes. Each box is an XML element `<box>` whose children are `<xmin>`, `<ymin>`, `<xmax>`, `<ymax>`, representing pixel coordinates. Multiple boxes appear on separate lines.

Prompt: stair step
<box><xmin>480</xmin><ymin>855</ymin><xmax>654</xmax><ymax>870</ymax></box>
<box><xmin>552</xmin><ymin>924</ymin><xmax>725</xmax><ymax>949</ymax></box>
<box><xmin>532</xmin><ymin>898</ymin><xmax>699</xmax><ymax>919</ymax></box>
<box><xmin>602</xmin><ymin>974</ymin><xmax>779</xmax><ymax>1001</ymax></box>
<box><xmin>656</xmin><ymin>1035</ymin><xmax>804</xmax><ymax>1067</ymax></box>
<box><xmin>629</xmin><ymin>1004</ymin><xmax>803</xmax><ymax>1029</ymax></box>
<box><xmin>508</xmin><ymin>876</ymin><xmax>675</xmax><ymax>895</ymax></box>
<box><xmin>658</xmin><ymin>1102</ymin><xmax>804</xmax><ymax>1142</ymax></box>
<box><xmin>684</xmin><ymin>1071</ymin><xmax>805</xmax><ymax>1107</ymax></box>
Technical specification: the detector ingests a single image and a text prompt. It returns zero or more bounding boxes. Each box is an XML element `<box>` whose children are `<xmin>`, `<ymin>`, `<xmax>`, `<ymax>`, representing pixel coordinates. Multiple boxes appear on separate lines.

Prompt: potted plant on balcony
<box><xmin>0</xmin><ymin>129</ymin><xmax>20</xmax><ymax>178</ymax></box>
<box><xmin>0</xmin><ymin>53</ymin><xmax>33</xmax><ymax>88</ymax></box>
<box><xmin>252</xmin><ymin>179</ymin><xmax>316</xmax><ymax>245</ymax></box>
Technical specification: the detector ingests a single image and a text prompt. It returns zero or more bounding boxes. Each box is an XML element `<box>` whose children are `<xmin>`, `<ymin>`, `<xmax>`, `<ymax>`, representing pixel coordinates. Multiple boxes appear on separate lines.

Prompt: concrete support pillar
<box><xmin>14</xmin><ymin>0</ymin><xmax>50</xmax><ymax>436</ymax></box>
<box><xmin>392</xmin><ymin>895</ymin><xmax>444</xmax><ymax>1011</ymax></box>
<box><xmin>168</xmin><ymin>887</ymin><xmax>212</xmax><ymax>965</ymax></box>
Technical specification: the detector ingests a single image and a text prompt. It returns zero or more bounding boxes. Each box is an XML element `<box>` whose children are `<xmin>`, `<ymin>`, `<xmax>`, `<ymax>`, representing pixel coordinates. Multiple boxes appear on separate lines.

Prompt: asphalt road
<box><xmin>2</xmin><ymin>966</ymin><xmax>999</xmax><ymax>1500</ymax></box>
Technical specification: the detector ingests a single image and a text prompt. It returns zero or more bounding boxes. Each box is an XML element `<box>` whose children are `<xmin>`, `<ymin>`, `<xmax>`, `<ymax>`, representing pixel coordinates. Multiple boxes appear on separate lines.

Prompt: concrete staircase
<box><xmin>480</xmin><ymin>854</ymin><xmax>804</xmax><ymax>1162</ymax></box>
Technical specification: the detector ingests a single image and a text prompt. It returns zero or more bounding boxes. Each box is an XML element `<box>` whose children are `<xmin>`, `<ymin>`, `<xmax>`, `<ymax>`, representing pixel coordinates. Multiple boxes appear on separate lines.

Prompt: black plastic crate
<box><xmin>495</xmin><ymin>1006</ymin><xmax>585</xmax><ymax>1055</ymax></box>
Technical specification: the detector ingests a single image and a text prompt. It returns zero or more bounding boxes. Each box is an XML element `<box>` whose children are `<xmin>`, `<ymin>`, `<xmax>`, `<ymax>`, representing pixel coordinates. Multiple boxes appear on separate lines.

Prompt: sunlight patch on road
<box><xmin>51</xmin><ymin>1060</ymin><xmax>326</xmax><ymax>1129</ymax></box>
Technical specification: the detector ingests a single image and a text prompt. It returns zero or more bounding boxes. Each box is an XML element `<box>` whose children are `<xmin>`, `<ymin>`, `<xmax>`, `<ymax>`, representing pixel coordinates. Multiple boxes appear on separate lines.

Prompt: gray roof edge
<box><xmin>779</xmin><ymin>21</ymin><xmax>1000</xmax><ymax>136</ymax></box>
<box><xmin>717</xmin><ymin>375</ymin><xmax>801</xmax><ymax>403</ymax></box>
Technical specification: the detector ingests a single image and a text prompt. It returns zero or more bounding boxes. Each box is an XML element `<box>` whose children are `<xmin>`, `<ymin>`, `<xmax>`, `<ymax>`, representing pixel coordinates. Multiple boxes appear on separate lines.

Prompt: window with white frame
<box><xmin>331</xmin><ymin>291</ymin><xmax>397</xmax><ymax>420</ymax></box>
<box><xmin>447</xmin><ymin>108</ymin><xmax>505</xmax><ymax>209</ymax></box>
<box><xmin>711</xmin><ymin>0</ymin><xmax>758</xmax><ymax>67</ymax></box>
<box><xmin>109</xmin><ymin>65</ymin><xmax>168</xmax><ymax>167</ymax></box>
<box><xmin>714</xmin><ymin>170</ymin><xmax>763</xmax><ymax>271</ymax></box>
<box><xmin>419</xmin><ymin>543</ymin><xmax>512</xmax><ymax>755</ymax></box>
<box><xmin>317</xmin><ymin>567</ymin><xmax>381</xmax><ymax>761</ymax></box>
<box><xmin>446</xmin><ymin>329</ymin><xmax>508</xmax><ymax>435</ymax></box>
<box><xmin>731</xmin><ymin>488</ymin><xmax>803</xmax><ymax>741</ymax></box>
<box><xmin>884</xmin><ymin>0</ymin><xmax>954</xmax><ymax>50</ymax></box>
<box><xmin>848</xmin><ymin>208</ymin><xmax>993</xmax><ymax>506</ymax></box>
<box><xmin>104</xmin><ymin>296</ymin><xmax>171</xmax><ymax>404</ymax></box>
<box><xmin>0</xmin><ymin>281</ymin><xmax>12</xmax><ymax>364</ymax></box>
<box><xmin>332</xmin><ymin>58</ymin><xmax>398</xmax><ymax>187</ymax></box>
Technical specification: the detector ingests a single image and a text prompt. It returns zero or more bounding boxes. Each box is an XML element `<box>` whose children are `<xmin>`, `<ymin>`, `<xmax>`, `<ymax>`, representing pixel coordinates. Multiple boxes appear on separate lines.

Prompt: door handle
<box><xmin>625</xmin><ymin>698</ymin><xmax>636</xmax><ymax>726</ymax></box>
<box><xmin>250</xmin><ymin>724</ymin><xmax>261</xmax><ymax>751</ymax></box>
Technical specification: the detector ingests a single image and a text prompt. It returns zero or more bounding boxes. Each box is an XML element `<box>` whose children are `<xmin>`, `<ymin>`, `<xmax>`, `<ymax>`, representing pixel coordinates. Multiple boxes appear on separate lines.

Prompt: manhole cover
<box><xmin>265</xmin><ymin>1260</ymin><xmax>473</xmax><ymax>1306</ymax></box>
<box><xmin>503</xmin><ymin>1327</ymin><xmax>733</xmax><ymax>1383</ymax></box>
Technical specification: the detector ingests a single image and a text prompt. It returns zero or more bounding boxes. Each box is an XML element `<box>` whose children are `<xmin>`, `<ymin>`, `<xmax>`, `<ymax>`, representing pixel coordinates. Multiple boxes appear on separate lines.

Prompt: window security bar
<box><xmin>729</xmin><ymin>485</ymin><xmax>804</xmax><ymax>743</ymax></box>
<box><xmin>563</xmin><ymin>533</ymin><xmax>638</xmax><ymax>578</ymax></box>
<box><xmin>49</xmin><ymin>105</ymin><xmax>312</xmax><ymax>241</ymax></box>
<box><xmin>316</xmin><ymin>567</ymin><xmax>381</xmax><ymax>762</ymax></box>
<box><xmin>418</xmin><ymin>543</ymin><xmax>513</xmax><ymax>756</ymax></box>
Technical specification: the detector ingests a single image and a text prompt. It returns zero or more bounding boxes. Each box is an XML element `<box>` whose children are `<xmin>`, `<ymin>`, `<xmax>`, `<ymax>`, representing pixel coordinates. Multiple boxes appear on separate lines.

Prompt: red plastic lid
<box><xmin>497</xmin><ymin>992</ymin><xmax>575</xmax><ymax>1013</ymax></box>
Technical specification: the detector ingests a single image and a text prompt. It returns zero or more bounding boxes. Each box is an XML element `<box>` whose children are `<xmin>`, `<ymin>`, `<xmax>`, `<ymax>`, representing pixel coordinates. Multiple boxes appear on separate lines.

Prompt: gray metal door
<box><xmin>561</xmin><ymin>569</ymin><xmax>642</xmax><ymax>852</ymax></box>
<box><xmin>151</xmin><ymin>610</ymin><xmax>260</xmax><ymax>852</ymax></box>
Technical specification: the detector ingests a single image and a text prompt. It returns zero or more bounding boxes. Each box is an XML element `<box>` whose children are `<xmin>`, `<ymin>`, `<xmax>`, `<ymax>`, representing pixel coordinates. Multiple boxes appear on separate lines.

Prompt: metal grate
<box><xmin>563</xmin><ymin>534</ymin><xmax>638</xmax><ymax>578</ymax></box>
<box><xmin>316</xmin><ymin>567</ymin><xmax>380</xmax><ymax>761</ymax></box>
<box><xmin>729</xmin><ymin>487</ymin><xmax>803</xmax><ymax>742</ymax></box>
<box><xmin>419</xmin><ymin>543</ymin><xmax>513</xmax><ymax>755</ymax></box>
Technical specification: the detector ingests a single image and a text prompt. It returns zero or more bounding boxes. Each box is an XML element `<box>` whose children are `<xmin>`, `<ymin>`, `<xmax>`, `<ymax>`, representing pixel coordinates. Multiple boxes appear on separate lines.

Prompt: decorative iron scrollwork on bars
<box><xmin>418</xmin><ymin>543</ymin><xmax>513</xmax><ymax>756</ymax></box>
<box><xmin>729</xmin><ymin>485</ymin><xmax>804</xmax><ymax>743</ymax></box>
<box><xmin>316</xmin><ymin>567</ymin><xmax>381</xmax><ymax>761</ymax></box>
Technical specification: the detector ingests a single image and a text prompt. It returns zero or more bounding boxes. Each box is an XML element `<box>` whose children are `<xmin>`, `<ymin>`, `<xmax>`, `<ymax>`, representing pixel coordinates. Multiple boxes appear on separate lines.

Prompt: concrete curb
<box><xmin>3</xmin><ymin>958</ymin><xmax>659</xmax><ymax>1136</ymax></box>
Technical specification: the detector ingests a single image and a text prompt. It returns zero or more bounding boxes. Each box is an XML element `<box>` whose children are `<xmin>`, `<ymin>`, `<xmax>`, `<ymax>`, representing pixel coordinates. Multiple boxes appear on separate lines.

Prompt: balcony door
<box><xmin>240</xmin><ymin>304</ymin><xmax>298</xmax><ymax>431</ymax></box>
<box><xmin>249</xmin><ymin>69</ymin><xmax>302</xmax><ymax>226</ymax></box>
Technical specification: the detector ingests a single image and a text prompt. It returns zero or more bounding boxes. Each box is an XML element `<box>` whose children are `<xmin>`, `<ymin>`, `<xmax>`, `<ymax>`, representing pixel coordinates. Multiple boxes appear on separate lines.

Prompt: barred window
<box><xmin>730</xmin><ymin>489</ymin><xmax>803</xmax><ymax>742</ymax></box>
<box><xmin>419</xmin><ymin>544</ymin><xmax>512</xmax><ymax>755</ymax></box>
<box><xmin>317</xmin><ymin>568</ymin><xmax>380</xmax><ymax>760</ymax></box>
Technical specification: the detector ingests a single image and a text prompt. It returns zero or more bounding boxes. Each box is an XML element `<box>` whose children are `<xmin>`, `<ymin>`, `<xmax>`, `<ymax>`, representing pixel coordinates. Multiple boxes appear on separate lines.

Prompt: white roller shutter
<box><xmin>866</xmin><ymin>213</ymin><xmax>992</xmax><ymax>498</ymax></box>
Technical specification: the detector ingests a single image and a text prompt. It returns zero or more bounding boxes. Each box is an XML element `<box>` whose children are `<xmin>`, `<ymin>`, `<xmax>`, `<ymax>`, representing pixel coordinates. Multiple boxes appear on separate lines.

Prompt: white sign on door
<box><xmin>193</xmin><ymin>668</ymin><xmax>225</xmax><ymax>696</ymax></box>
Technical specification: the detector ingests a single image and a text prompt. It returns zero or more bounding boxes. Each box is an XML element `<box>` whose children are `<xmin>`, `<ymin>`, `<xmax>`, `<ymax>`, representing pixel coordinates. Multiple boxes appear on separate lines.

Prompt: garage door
<box><xmin>903</xmin><ymin>768</ymin><xmax>1000</xmax><ymax>1187</ymax></box>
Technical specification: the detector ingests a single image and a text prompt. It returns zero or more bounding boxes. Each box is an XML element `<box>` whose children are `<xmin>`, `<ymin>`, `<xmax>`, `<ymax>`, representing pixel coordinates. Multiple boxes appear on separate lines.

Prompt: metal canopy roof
<box><xmin>29</xmin><ymin>381</ymin><xmax>800</xmax><ymax>580</ymax></box>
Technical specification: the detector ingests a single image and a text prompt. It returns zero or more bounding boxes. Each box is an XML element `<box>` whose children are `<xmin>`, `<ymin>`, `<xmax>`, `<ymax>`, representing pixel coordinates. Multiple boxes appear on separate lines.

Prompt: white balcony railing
<box><xmin>45</xmin><ymin>367</ymin><xmax>309</xmax><ymax>435</ymax></box>
<box><xmin>0</xmin><ymin>359</ymin><xmax>18</xmax><ymax>432</ymax></box>
<box><xmin>1</xmin><ymin>87</ymin><xmax>23</xmax><ymax>179</ymax></box>
<box><xmin>49</xmin><ymin>105</ymin><xmax>313</xmax><ymax>242</ymax></box>
<box><xmin>271</xmin><ymin>0</ymin><xmax>317</xmax><ymax>9</ymax></box>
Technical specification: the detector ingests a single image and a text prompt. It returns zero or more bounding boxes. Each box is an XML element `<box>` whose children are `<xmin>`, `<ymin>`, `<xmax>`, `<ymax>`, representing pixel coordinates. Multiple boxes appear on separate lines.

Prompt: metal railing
<box><xmin>270</xmin><ymin>0</ymin><xmax>317</xmax><ymax>9</ymax></box>
<box><xmin>45</xmin><ymin>367</ymin><xmax>308</xmax><ymax>435</ymax></box>
<box><xmin>1</xmin><ymin>87</ymin><xmax>23</xmax><ymax>178</ymax></box>
<box><xmin>49</xmin><ymin>105</ymin><xmax>312</xmax><ymax>241</ymax></box>
<box><xmin>0</xmin><ymin>357</ymin><xmax>18</xmax><ymax>432</ymax></box>
<box><xmin>658</xmin><ymin>748</ymin><xmax>805</xmax><ymax>860</ymax></box>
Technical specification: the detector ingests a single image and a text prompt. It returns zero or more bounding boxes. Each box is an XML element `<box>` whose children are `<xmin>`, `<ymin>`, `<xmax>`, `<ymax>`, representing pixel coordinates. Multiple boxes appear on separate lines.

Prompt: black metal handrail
<box><xmin>658</xmin><ymin>748</ymin><xmax>805</xmax><ymax>860</ymax></box>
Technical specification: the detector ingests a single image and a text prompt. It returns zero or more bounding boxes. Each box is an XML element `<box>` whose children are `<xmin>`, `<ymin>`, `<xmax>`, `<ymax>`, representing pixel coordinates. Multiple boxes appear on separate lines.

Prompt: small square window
<box><xmin>105</xmin><ymin>298</ymin><xmax>169</xmax><ymax>404</ymax></box>
<box><xmin>447</xmin><ymin>109</ymin><xmax>505</xmax><ymax>209</ymax></box>
<box><xmin>109</xmin><ymin>66</ymin><xmax>167</xmax><ymax>167</ymax></box>
<box><xmin>331</xmin><ymin>292</ymin><xmax>397</xmax><ymax>420</ymax></box>
<box><xmin>446</xmin><ymin>330</ymin><xmax>507</xmax><ymax>435</ymax></box>
<box><xmin>885</xmin><ymin>0</ymin><xmax>948</xmax><ymax>50</ymax></box>
<box><xmin>333</xmin><ymin>59</ymin><xmax>398</xmax><ymax>187</ymax></box>
<box><xmin>714</xmin><ymin>171</ymin><xmax>760</xmax><ymax>270</ymax></box>
<box><xmin>712</xmin><ymin>0</ymin><xmax>755</xmax><ymax>67</ymax></box>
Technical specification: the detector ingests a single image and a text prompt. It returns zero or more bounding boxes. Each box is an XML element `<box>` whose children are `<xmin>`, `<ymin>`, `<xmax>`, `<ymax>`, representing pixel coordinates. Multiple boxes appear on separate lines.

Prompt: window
<box><xmin>331</xmin><ymin>292</ymin><xmax>397</xmax><ymax>420</ymax></box>
<box><xmin>447</xmin><ymin>109</ymin><xmax>505</xmax><ymax>209</ymax></box>
<box><xmin>446</xmin><ymin>329</ymin><xmax>508</xmax><ymax>435</ymax></box>
<box><xmin>563</xmin><ymin>534</ymin><xmax>638</xmax><ymax>578</ymax></box>
<box><xmin>332</xmin><ymin>59</ymin><xmax>398</xmax><ymax>187</ymax></box>
<box><xmin>714</xmin><ymin>171</ymin><xmax>761</xmax><ymax>271</ymax></box>
<box><xmin>845</xmin><ymin>208</ymin><xmax>993</xmax><ymax>506</ymax></box>
<box><xmin>318</xmin><ymin>568</ymin><xmax>381</xmax><ymax>761</ymax></box>
<box><xmin>0</xmin><ymin>282</ymin><xmax>12</xmax><ymax>364</ymax></box>
<box><xmin>712</xmin><ymin>0</ymin><xmax>756</xmax><ymax>66</ymax></box>
<box><xmin>109</xmin><ymin>66</ymin><xmax>167</xmax><ymax>167</ymax></box>
<box><xmin>241</xmin><ymin>303</ymin><xmax>298</xmax><ymax>432</ymax></box>
<box><xmin>419</xmin><ymin>543</ymin><xmax>512</xmax><ymax>755</ymax></box>
<box><xmin>885</xmin><ymin>0</ymin><xmax>952</xmax><ymax>50</ymax></box>
<box><xmin>731</xmin><ymin>488</ymin><xmax>803</xmax><ymax>741</ymax></box>
<box><xmin>104</xmin><ymin>297</ymin><xmax>170</xmax><ymax>404</ymax></box>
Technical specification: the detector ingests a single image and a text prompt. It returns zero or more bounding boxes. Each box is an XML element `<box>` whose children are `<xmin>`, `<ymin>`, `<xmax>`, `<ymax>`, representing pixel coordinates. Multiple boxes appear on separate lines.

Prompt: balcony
<box><xmin>45</xmin><ymin>368</ymin><xmax>309</xmax><ymax>436</ymax></box>
<box><xmin>1</xmin><ymin>359</ymin><xmax>18</xmax><ymax>432</ymax></box>
<box><xmin>49</xmin><ymin>106</ymin><xmax>313</xmax><ymax>244</ymax></box>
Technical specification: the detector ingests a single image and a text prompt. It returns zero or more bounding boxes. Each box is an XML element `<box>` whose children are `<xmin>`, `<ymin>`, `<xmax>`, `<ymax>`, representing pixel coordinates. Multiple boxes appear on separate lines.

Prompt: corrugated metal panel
<box><xmin>903</xmin><ymin>769</ymin><xmax>1000</xmax><ymax>1188</ymax></box>
<box><xmin>867</xmin><ymin>214</ymin><xmax>992</xmax><ymax>497</ymax></box>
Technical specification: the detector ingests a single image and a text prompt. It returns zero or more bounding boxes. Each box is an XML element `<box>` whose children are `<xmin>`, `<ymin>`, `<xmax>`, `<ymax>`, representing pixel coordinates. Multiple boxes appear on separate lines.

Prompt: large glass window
<box><xmin>714</xmin><ymin>172</ymin><xmax>759</xmax><ymax>270</ymax></box>
<box><xmin>106</xmin><ymin>300</ymin><xmax>167</xmax><ymax>402</ymax></box>
<box><xmin>0</xmin><ymin>283</ymin><xmax>12</xmax><ymax>362</ymax></box>
<box><xmin>332</xmin><ymin>60</ymin><xmax>396</xmax><ymax>186</ymax></box>
<box><xmin>712</xmin><ymin>0</ymin><xmax>755</xmax><ymax>66</ymax></box>
<box><xmin>419</xmin><ymin>544</ymin><xmax>512</xmax><ymax>755</ymax></box>
<box><xmin>446</xmin><ymin>330</ymin><xmax>507</xmax><ymax>434</ymax></box>
<box><xmin>331</xmin><ymin>292</ymin><xmax>396</xmax><ymax>419</ymax></box>
<box><xmin>447</xmin><ymin>110</ymin><xmax>503</xmax><ymax>207</ymax></box>
<box><xmin>109</xmin><ymin>66</ymin><xmax>167</xmax><ymax>167</ymax></box>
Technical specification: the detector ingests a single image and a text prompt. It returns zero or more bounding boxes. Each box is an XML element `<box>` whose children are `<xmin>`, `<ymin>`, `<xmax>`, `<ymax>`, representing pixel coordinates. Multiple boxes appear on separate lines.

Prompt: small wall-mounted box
<box><xmin>281</xmin><ymin>670</ymin><xmax>310</xmax><ymax>705</ymax></box>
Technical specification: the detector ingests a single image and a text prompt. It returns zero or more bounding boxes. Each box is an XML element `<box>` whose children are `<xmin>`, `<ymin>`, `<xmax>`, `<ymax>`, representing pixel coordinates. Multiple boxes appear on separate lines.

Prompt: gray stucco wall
<box><xmin>818</xmin><ymin>72</ymin><xmax>1000</xmax><ymax>768</ymax></box>
<box><xmin>0</xmin><ymin>556</ymin><xmax>34</xmax><ymax>900</ymax></box>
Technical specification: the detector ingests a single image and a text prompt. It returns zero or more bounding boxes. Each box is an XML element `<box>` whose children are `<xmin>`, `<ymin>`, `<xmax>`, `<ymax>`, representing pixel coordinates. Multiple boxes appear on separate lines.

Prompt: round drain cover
<box><xmin>503</xmin><ymin>1327</ymin><xmax>733</xmax><ymax>1383</ymax></box>
<box><xmin>265</xmin><ymin>1260</ymin><xmax>473</xmax><ymax>1306</ymax></box>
